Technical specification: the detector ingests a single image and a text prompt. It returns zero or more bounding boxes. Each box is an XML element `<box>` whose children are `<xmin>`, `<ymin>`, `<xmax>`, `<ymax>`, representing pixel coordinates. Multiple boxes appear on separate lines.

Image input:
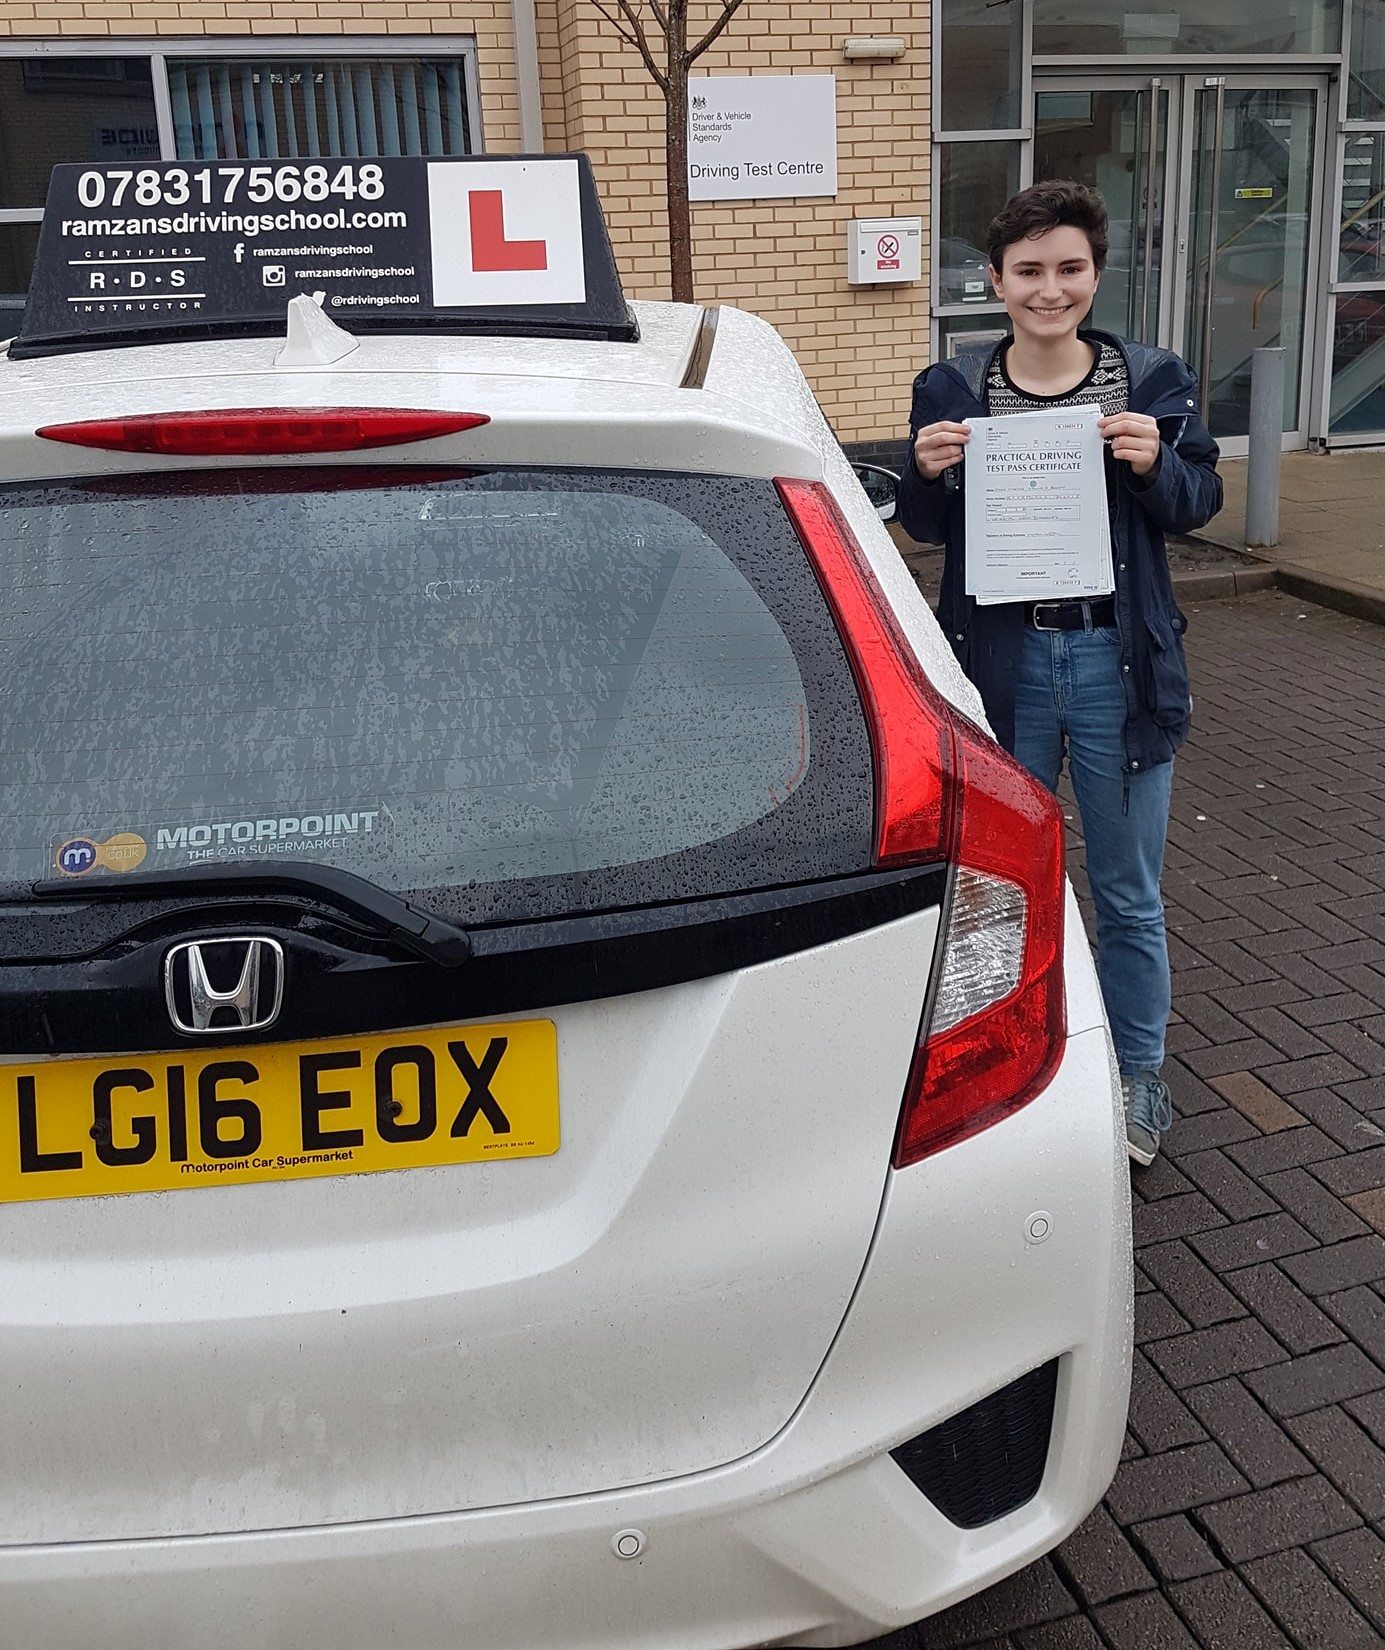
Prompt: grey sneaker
<box><xmin>1122</xmin><ymin>1071</ymin><xmax>1173</xmax><ymax>1167</ymax></box>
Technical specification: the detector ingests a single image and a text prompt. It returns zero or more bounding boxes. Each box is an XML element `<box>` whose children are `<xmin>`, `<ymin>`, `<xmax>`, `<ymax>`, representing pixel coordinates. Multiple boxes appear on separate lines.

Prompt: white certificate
<box><xmin>963</xmin><ymin>407</ymin><xmax>1114</xmax><ymax>606</ymax></box>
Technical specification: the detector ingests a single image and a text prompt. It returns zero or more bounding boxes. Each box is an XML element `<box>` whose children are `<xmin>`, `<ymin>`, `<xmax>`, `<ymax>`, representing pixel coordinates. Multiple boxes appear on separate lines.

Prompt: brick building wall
<box><xmin>543</xmin><ymin>0</ymin><xmax>930</xmax><ymax>448</ymax></box>
<box><xmin>0</xmin><ymin>0</ymin><xmax>931</xmax><ymax>448</ymax></box>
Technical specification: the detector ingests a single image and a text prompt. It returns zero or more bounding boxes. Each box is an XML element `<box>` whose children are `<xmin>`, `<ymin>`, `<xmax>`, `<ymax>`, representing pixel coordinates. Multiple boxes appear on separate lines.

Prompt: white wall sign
<box><xmin>688</xmin><ymin>76</ymin><xmax>837</xmax><ymax>202</ymax></box>
<box><xmin>427</xmin><ymin>158</ymin><xmax>586</xmax><ymax>308</ymax></box>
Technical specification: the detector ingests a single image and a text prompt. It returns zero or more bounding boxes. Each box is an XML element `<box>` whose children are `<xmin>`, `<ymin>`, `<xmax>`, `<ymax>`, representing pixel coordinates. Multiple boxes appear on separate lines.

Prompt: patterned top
<box><xmin>985</xmin><ymin>338</ymin><xmax>1130</xmax><ymax>419</ymax></box>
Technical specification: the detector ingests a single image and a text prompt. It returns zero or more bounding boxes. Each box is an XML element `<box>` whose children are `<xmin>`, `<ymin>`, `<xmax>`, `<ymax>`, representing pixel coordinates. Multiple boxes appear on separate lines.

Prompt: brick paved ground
<box><xmin>882</xmin><ymin>588</ymin><xmax>1385</xmax><ymax>1649</ymax></box>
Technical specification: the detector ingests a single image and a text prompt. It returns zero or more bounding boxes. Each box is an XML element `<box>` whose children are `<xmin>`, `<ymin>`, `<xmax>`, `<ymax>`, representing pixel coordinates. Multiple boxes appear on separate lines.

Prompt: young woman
<box><xmin>899</xmin><ymin>180</ymin><xmax>1223</xmax><ymax>1166</ymax></box>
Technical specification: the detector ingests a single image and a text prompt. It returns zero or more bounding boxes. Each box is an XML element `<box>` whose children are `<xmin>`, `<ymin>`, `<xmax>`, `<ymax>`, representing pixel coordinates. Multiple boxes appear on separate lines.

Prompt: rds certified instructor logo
<box><xmin>54</xmin><ymin>831</ymin><xmax>148</xmax><ymax>877</ymax></box>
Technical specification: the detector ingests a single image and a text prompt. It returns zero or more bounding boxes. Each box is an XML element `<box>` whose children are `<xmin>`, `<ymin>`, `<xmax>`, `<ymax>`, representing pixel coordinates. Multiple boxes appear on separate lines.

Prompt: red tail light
<box><xmin>774</xmin><ymin>479</ymin><xmax>952</xmax><ymax>863</ymax></box>
<box><xmin>776</xmin><ymin>477</ymin><xmax>1066</xmax><ymax>1164</ymax></box>
<box><xmin>36</xmin><ymin>409</ymin><xmax>489</xmax><ymax>456</ymax></box>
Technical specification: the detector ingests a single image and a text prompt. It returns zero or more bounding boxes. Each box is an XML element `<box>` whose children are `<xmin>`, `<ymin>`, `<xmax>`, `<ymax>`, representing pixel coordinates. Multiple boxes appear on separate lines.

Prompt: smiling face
<box><xmin>988</xmin><ymin>224</ymin><xmax>1100</xmax><ymax>344</ymax></box>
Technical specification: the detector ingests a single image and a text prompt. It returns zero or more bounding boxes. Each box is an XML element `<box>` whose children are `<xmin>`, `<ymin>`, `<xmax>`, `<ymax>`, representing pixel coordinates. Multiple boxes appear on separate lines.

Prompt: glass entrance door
<box><xmin>1184</xmin><ymin>80</ymin><xmax>1321</xmax><ymax>442</ymax></box>
<box><xmin>1034</xmin><ymin>73</ymin><xmax>1326</xmax><ymax>448</ymax></box>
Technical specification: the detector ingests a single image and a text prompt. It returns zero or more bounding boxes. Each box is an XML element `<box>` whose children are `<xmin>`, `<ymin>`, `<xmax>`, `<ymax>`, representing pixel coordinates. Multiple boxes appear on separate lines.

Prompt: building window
<box><xmin>937</xmin><ymin>141</ymin><xmax>1021</xmax><ymax>304</ymax></box>
<box><xmin>0</xmin><ymin>58</ymin><xmax>159</xmax><ymax>209</ymax></box>
<box><xmin>1340</xmin><ymin>133</ymin><xmax>1385</xmax><ymax>284</ymax></box>
<box><xmin>932</xmin><ymin>3</ymin><xmax>1023</xmax><ymax>339</ymax></box>
<box><xmin>1330</xmin><ymin>290</ymin><xmax>1385</xmax><ymax>433</ymax></box>
<box><xmin>0</xmin><ymin>56</ymin><xmax>161</xmax><ymax>312</ymax></box>
<box><xmin>939</xmin><ymin>314</ymin><xmax>1010</xmax><ymax>358</ymax></box>
<box><xmin>1332</xmin><ymin>125</ymin><xmax>1385</xmax><ymax>439</ymax></box>
<box><xmin>1350</xmin><ymin>0</ymin><xmax>1385</xmax><ymax>120</ymax></box>
<box><xmin>0</xmin><ymin>42</ymin><xmax>478</xmax><ymax>313</ymax></box>
<box><xmin>938</xmin><ymin>0</ymin><xmax>1024</xmax><ymax>133</ymax></box>
<box><xmin>0</xmin><ymin>222</ymin><xmax>40</xmax><ymax>316</ymax></box>
<box><xmin>168</xmin><ymin>58</ymin><xmax>473</xmax><ymax>162</ymax></box>
<box><xmin>1032</xmin><ymin>1</ymin><xmax>1342</xmax><ymax>58</ymax></box>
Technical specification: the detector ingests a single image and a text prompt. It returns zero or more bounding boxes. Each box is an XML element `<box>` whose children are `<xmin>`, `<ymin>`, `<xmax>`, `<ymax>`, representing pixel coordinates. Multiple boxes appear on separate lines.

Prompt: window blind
<box><xmin>168</xmin><ymin>58</ymin><xmax>472</xmax><ymax>161</ymax></box>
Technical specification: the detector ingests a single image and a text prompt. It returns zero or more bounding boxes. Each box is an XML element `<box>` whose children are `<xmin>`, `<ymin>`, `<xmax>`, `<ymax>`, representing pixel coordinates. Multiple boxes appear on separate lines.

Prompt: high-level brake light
<box><xmin>777</xmin><ymin>478</ymin><xmax>1066</xmax><ymax>1163</ymax></box>
<box><xmin>36</xmin><ymin>409</ymin><xmax>490</xmax><ymax>457</ymax></box>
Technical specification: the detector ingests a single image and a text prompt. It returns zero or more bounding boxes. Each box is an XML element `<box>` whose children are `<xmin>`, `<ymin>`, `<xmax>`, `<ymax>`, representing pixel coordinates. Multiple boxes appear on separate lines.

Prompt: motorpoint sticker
<box><xmin>427</xmin><ymin>158</ymin><xmax>585</xmax><ymax>309</ymax></box>
<box><xmin>51</xmin><ymin>811</ymin><xmax>384</xmax><ymax>875</ymax></box>
<box><xmin>150</xmin><ymin>808</ymin><xmax>385</xmax><ymax>864</ymax></box>
<box><xmin>153</xmin><ymin>809</ymin><xmax>380</xmax><ymax>851</ymax></box>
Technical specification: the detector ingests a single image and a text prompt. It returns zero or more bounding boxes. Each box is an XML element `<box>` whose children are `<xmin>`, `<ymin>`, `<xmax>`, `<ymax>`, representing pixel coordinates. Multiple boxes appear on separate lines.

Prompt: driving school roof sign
<box><xmin>11</xmin><ymin>153</ymin><xmax>635</xmax><ymax>359</ymax></box>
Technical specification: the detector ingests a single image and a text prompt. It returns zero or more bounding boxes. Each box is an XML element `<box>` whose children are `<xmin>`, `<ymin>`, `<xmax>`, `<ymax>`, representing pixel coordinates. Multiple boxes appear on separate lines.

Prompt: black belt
<box><xmin>1025</xmin><ymin>597</ymin><xmax>1116</xmax><ymax>631</ymax></box>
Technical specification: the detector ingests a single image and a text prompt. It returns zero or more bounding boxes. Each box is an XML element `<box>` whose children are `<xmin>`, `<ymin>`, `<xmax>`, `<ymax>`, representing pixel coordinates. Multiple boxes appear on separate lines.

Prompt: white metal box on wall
<box><xmin>847</xmin><ymin>217</ymin><xmax>922</xmax><ymax>286</ymax></box>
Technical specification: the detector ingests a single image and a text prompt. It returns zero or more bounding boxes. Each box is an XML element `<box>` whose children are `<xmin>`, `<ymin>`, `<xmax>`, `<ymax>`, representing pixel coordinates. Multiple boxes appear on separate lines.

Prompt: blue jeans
<box><xmin>1011</xmin><ymin>622</ymin><xmax>1174</xmax><ymax>1077</ymax></box>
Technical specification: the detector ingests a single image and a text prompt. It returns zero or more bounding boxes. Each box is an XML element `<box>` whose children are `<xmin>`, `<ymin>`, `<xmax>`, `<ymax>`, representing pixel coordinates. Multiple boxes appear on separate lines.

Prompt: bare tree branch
<box><xmin>688</xmin><ymin>0</ymin><xmax>750</xmax><ymax>61</ymax></box>
<box><xmin>615</xmin><ymin>0</ymin><xmax>658</xmax><ymax>40</ymax></box>
<box><xmin>587</xmin><ymin>0</ymin><xmax>642</xmax><ymax>53</ymax></box>
<box><xmin>585</xmin><ymin>0</ymin><xmax>754</xmax><ymax>300</ymax></box>
<box><xmin>610</xmin><ymin>0</ymin><xmax>670</xmax><ymax>88</ymax></box>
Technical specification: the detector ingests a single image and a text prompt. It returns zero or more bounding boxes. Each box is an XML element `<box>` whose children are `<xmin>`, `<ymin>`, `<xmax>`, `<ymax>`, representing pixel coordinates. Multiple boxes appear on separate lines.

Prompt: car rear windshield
<box><xmin>0</xmin><ymin>466</ymin><xmax>874</xmax><ymax>924</ymax></box>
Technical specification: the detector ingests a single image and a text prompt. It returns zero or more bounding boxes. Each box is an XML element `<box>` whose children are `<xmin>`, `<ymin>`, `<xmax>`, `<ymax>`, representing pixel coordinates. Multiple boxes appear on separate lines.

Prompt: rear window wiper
<box><xmin>31</xmin><ymin>861</ymin><xmax>471</xmax><ymax>968</ymax></box>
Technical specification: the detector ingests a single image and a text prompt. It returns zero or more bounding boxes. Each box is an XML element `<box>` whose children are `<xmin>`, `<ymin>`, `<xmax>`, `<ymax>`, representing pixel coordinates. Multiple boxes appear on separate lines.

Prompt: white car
<box><xmin>0</xmin><ymin>155</ymin><xmax>1131</xmax><ymax>1650</ymax></box>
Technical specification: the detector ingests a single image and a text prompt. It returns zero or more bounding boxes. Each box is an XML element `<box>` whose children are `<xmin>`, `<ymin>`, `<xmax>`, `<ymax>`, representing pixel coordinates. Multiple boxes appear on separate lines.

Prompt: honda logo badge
<box><xmin>164</xmin><ymin>937</ymin><xmax>285</xmax><ymax>1035</ymax></box>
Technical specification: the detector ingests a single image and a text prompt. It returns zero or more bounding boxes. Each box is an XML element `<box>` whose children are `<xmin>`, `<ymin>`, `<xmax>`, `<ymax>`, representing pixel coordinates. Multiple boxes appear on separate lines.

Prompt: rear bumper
<box><xmin>0</xmin><ymin>1021</ymin><xmax>1131</xmax><ymax>1650</ymax></box>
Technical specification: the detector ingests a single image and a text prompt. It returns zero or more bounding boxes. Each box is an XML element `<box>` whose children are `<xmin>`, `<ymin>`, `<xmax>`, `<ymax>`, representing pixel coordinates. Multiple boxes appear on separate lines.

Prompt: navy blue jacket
<box><xmin>898</xmin><ymin>331</ymin><xmax>1223</xmax><ymax>774</ymax></box>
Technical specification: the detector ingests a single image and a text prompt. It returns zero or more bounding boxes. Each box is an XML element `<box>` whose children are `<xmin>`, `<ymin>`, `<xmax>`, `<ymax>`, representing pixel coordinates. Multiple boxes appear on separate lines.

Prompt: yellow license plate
<box><xmin>0</xmin><ymin>1019</ymin><xmax>559</xmax><ymax>1204</ymax></box>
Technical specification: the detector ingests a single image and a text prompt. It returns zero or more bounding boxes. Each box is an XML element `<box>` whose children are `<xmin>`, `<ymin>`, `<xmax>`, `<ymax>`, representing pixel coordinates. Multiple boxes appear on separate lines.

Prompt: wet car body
<box><xmin>0</xmin><ymin>157</ymin><xmax>1132</xmax><ymax>1650</ymax></box>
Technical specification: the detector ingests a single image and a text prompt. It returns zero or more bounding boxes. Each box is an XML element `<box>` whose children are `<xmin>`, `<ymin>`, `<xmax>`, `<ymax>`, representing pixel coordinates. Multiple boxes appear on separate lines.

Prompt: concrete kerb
<box><xmin>1181</xmin><ymin>522</ymin><xmax>1385</xmax><ymax>626</ymax></box>
<box><xmin>896</xmin><ymin>531</ymin><xmax>1385</xmax><ymax>624</ymax></box>
<box><xmin>1264</xmin><ymin>562</ymin><xmax>1385</xmax><ymax>626</ymax></box>
<box><xmin>1131</xmin><ymin>555</ymin><xmax>1385</xmax><ymax>621</ymax></box>
<box><xmin>1170</xmin><ymin>563</ymin><xmax>1277</xmax><ymax>602</ymax></box>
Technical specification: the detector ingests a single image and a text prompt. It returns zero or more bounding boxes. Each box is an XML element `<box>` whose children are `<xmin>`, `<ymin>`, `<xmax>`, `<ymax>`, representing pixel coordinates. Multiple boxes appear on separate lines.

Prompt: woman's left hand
<box><xmin>1099</xmin><ymin>411</ymin><xmax>1162</xmax><ymax>476</ymax></box>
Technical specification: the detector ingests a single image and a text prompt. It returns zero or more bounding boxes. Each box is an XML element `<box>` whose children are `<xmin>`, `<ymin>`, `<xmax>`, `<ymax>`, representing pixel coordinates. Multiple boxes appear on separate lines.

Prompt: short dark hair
<box><xmin>987</xmin><ymin>180</ymin><xmax>1109</xmax><ymax>274</ymax></box>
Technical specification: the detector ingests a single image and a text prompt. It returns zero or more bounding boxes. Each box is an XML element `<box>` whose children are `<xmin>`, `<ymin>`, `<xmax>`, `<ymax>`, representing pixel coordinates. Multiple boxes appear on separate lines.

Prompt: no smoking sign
<box><xmin>847</xmin><ymin>216</ymin><xmax>921</xmax><ymax>286</ymax></box>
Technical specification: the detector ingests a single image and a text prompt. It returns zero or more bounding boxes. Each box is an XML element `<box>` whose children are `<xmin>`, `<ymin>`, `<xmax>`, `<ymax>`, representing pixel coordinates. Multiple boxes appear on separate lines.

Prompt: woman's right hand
<box><xmin>912</xmin><ymin>420</ymin><xmax>971</xmax><ymax>481</ymax></box>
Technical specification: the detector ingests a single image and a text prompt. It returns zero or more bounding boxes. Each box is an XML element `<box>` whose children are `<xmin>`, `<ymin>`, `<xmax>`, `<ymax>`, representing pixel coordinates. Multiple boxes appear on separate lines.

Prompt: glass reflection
<box><xmin>1185</xmin><ymin>86</ymin><xmax>1316</xmax><ymax>439</ymax></box>
<box><xmin>0</xmin><ymin>59</ymin><xmax>158</xmax><ymax>210</ymax></box>
<box><xmin>1349</xmin><ymin>0</ymin><xmax>1385</xmax><ymax>121</ymax></box>
<box><xmin>1033</xmin><ymin>1</ymin><xmax>1341</xmax><ymax>57</ymax></box>
<box><xmin>939</xmin><ymin>314</ymin><xmax>1009</xmax><ymax>360</ymax></box>
<box><xmin>1035</xmin><ymin>87</ymin><xmax>1167</xmax><ymax>342</ymax></box>
<box><xmin>937</xmin><ymin>142</ymin><xmax>1020</xmax><ymax>306</ymax></box>
<box><xmin>0</xmin><ymin>222</ymin><xmax>40</xmax><ymax>315</ymax></box>
<box><xmin>1330</xmin><ymin>291</ymin><xmax>1385</xmax><ymax>434</ymax></box>
<box><xmin>940</xmin><ymin>0</ymin><xmax>1023</xmax><ymax>131</ymax></box>
<box><xmin>1340</xmin><ymin>134</ymin><xmax>1385</xmax><ymax>285</ymax></box>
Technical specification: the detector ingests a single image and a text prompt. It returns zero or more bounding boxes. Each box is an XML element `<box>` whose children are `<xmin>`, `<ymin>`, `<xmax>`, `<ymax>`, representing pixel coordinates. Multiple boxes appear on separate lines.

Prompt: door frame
<box><xmin>1033</xmin><ymin>68</ymin><xmax>1332</xmax><ymax>454</ymax></box>
<box><xmin>1170</xmin><ymin>72</ymin><xmax>1330</xmax><ymax>455</ymax></box>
